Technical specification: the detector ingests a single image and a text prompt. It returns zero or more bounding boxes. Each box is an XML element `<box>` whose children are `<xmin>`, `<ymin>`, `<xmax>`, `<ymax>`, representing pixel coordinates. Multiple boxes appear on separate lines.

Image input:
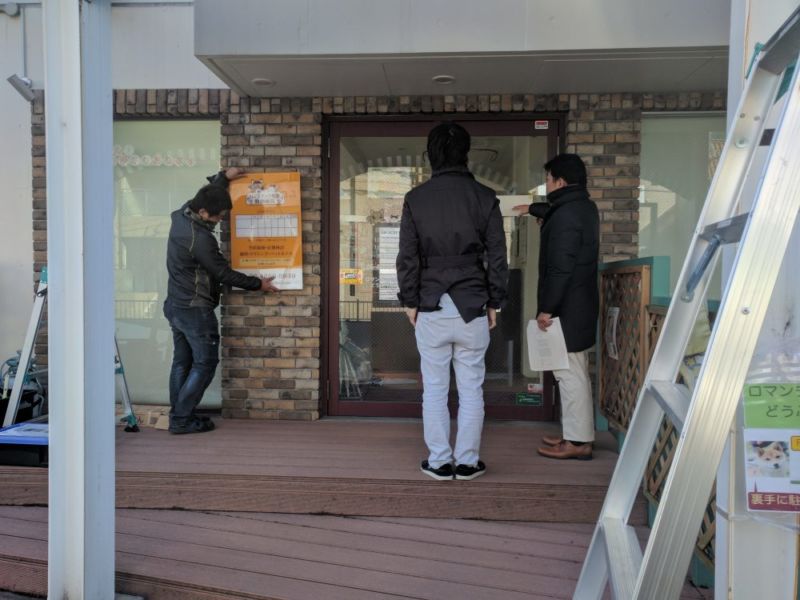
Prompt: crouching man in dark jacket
<box><xmin>164</xmin><ymin>167</ymin><xmax>279</xmax><ymax>434</ymax></box>
<box><xmin>397</xmin><ymin>123</ymin><xmax>508</xmax><ymax>481</ymax></box>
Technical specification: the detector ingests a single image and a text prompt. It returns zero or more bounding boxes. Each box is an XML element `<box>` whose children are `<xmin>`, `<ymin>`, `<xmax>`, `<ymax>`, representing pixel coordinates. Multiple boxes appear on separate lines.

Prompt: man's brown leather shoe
<box><xmin>541</xmin><ymin>434</ymin><xmax>563</xmax><ymax>446</ymax></box>
<box><xmin>537</xmin><ymin>440</ymin><xmax>593</xmax><ymax>460</ymax></box>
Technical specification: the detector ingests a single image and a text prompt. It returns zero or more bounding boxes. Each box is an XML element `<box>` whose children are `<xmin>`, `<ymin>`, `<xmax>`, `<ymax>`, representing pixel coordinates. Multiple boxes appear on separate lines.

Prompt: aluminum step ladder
<box><xmin>574</xmin><ymin>8</ymin><xmax>800</xmax><ymax>600</ymax></box>
<box><xmin>1</xmin><ymin>266</ymin><xmax>139</xmax><ymax>432</ymax></box>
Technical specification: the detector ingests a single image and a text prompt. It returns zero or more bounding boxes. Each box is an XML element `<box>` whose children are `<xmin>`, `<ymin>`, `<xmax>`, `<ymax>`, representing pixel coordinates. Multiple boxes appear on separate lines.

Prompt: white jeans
<box><xmin>415</xmin><ymin>310</ymin><xmax>491</xmax><ymax>468</ymax></box>
<box><xmin>552</xmin><ymin>350</ymin><xmax>595</xmax><ymax>443</ymax></box>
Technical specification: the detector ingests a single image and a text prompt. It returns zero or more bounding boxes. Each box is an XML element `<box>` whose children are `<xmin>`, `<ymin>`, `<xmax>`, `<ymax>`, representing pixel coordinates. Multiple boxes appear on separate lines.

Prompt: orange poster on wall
<box><xmin>229</xmin><ymin>172</ymin><xmax>303</xmax><ymax>290</ymax></box>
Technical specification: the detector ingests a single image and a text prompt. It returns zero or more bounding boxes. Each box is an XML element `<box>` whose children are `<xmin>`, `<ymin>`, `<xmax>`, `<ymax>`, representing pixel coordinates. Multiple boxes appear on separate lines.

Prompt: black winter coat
<box><xmin>166</xmin><ymin>172</ymin><xmax>262</xmax><ymax>308</ymax></box>
<box><xmin>396</xmin><ymin>167</ymin><xmax>508</xmax><ymax>323</ymax></box>
<box><xmin>537</xmin><ymin>185</ymin><xmax>599</xmax><ymax>352</ymax></box>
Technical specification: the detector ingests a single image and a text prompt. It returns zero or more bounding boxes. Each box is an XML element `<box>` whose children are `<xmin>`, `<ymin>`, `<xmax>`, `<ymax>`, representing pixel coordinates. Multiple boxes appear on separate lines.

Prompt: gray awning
<box><xmin>194</xmin><ymin>0</ymin><xmax>729</xmax><ymax>97</ymax></box>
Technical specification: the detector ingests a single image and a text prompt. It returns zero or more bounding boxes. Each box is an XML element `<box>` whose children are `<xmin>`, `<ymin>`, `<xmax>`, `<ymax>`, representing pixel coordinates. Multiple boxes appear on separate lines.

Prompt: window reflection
<box><xmin>638</xmin><ymin>115</ymin><xmax>726</xmax><ymax>299</ymax></box>
<box><xmin>114</xmin><ymin>120</ymin><xmax>220</xmax><ymax>405</ymax></box>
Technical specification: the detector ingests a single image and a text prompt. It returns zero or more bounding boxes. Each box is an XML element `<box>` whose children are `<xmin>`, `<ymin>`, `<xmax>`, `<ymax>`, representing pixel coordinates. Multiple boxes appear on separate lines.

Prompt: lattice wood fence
<box><xmin>598</xmin><ymin>263</ymin><xmax>715</xmax><ymax>569</ymax></box>
<box><xmin>643</xmin><ymin>306</ymin><xmax>716</xmax><ymax>569</ymax></box>
<box><xmin>598</xmin><ymin>264</ymin><xmax>651</xmax><ymax>431</ymax></box>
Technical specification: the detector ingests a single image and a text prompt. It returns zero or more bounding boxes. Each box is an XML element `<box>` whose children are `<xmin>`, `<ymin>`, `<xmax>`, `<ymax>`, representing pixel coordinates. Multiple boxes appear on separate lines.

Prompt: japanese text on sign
<box><xmin>229</xmin><ymin>172</ymin><xmax>303</xmax><ymax>290</ymax></box>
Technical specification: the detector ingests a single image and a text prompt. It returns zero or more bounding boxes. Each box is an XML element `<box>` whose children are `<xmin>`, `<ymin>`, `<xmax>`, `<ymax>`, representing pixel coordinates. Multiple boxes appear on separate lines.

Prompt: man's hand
<box><xmin>512</xmin><ymin>204</ymin><xmax>530</xmax><ymax>216</ymax></box>
<box><xmin>224</xmin><ymin>167</ymin><xmax>246</xmax><ymax>180</ymax></box>
<box><xmin>260</xmin><ymin>276</ymin><xmax>280</xmax><ymax>293</ymax></box>
<box><xmin>487</xmin><ymin>307</ymin><xmax>497</xmax><ymax>330</ymax></box>
<box><xmin>536</xmin><ymin>311</ymin><xmax>553</xmax><ymax>331</ymax></box>
<box><xmin>404</xmin><ymin>307</ymin><xmax>418</xmax><ymax>327</ymax></box>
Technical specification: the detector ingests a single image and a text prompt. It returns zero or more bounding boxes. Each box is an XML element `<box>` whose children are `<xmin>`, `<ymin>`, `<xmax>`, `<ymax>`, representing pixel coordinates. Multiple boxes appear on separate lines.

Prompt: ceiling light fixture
<box><xmin>251</xmin><ymin>78</ymin><xmax>276</xmax><ymax>87</ymax></box>
<box><xmin>432</xmin><ymin>74</ymin><xmax>456</xmax><ymax>85</ymax></box>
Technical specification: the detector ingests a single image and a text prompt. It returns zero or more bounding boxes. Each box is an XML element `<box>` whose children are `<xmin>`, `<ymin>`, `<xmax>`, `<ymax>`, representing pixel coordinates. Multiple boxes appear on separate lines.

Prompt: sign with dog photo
<box><xmin>743</xmin><ymin>383</ymin><xmax>800</xmax><ymax>513</ymax></box>
<box><xmin>228</xmin><ymin>172</ymin><xmax>304</xmax><ymax>290</ymax></box>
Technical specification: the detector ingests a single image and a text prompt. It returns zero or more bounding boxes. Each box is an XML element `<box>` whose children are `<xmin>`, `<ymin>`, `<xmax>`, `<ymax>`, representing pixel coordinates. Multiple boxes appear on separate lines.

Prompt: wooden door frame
<box><xmin>321</xmin><ymin>113</ymin><xmax>566</xmax><ymax>418</ymax></box>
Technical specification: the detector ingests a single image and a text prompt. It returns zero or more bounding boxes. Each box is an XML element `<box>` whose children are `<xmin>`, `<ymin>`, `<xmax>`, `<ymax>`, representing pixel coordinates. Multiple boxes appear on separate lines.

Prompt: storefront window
<box><xmin>638</xmin><ymin>114</ymin><xmax>726</xmax><ymax>299</ymax></box>
<box><xmin>114</xmin><ymin>120</ymin><xmax>220</xmax><ymax>405</ymax></box>
<box><xmin>639</xmin><ymin>114</ymin><xmax>725</xmax><ymax>299</ymax></box>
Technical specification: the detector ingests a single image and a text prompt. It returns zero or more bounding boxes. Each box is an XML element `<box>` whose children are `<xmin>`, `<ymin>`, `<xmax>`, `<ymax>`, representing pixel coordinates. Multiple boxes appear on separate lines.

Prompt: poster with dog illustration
<box><xmin>743</xmin><ymin>383</ymin><xmax>800</xmax><ymax>513</ymax></box>
<box><xmin>229</xmin><ymin>172</ymin><xmax>303</xmax><ymax>290</ymax></box>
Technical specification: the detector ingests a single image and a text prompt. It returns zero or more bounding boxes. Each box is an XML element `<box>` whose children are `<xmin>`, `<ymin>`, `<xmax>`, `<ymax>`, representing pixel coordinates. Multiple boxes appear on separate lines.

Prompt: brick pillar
<box><xmin>219</xmin><ymin>96</ymin><xmax>322</xmax><ymax>420</ymax></box>
<box><xmin>566</xmin><ymin>93</ymin><xmax>642</xmax><ymax>263</ymax></box>
<box><xmin>31</xmin><ymin>91</ymin><xmax>48</xmax><ymax>364</ymax></box>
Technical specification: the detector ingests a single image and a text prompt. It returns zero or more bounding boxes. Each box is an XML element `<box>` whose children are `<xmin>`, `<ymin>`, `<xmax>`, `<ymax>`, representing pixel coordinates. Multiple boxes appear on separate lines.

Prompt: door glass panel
<box><xmin>337</xmin><ymin>133</ymin><xmax>549</xmax><ymax>409</ymax></box>
<box><xmin>114</xmin><ymin>120</ymin><xmax>221</xmax><ymax>406</ymax></box>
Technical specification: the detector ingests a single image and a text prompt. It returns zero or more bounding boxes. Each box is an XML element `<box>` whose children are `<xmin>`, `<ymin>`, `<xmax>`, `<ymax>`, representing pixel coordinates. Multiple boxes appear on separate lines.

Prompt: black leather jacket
<box><xmin>165</xmin><ymin>172</ymin><xmax>261</xmax><ymax>308</ymax></box>
<box><xmin>396</xmin><ymin>166</ymin><xmax>509</xmax><ymax>323</ymax></box>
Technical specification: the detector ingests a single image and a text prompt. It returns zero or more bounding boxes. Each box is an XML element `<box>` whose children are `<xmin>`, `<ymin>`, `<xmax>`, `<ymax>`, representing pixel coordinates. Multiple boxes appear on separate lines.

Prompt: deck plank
<box><xmin>0</xmin><ymin>507</ymin><xmax>712</xmax><ymax>600</ymax></box>
<box><xmin>0</xmin><ymin>420</ymin><xmax>647</xmax><ymax>523</ymax></box>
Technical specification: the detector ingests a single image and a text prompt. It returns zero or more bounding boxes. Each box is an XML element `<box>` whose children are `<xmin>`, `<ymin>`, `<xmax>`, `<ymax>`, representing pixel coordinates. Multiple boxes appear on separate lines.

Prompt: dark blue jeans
<box><xmin>163</xmin><ymin>300</ymin><xmax>220</xmax><ymax>427</ymax></box>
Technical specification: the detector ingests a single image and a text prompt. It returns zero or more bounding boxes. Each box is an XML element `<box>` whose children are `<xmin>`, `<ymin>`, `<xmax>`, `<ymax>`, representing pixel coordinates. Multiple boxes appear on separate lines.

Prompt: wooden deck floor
<box><xmin>0</xmin><ymin>507</ymin><xmax>711</xmax><ymax>600</ymax></box>
<box><xmin>0</xmin><ymin>419</ymin><xmax>647</xmax><ymax>523</ymax></box>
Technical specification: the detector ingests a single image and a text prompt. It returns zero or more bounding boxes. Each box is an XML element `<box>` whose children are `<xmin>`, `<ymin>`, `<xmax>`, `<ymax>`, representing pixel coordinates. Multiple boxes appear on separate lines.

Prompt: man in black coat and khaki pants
<box><xmin>516</xmin><ymin>154</ymin><xmax>599</xmax><ymax>460</ymax></box>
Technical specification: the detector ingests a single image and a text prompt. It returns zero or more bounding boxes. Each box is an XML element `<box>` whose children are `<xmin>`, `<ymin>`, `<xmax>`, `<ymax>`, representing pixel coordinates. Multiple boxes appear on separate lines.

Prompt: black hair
<box><xmin>427</xmin><ymin>122</ymin><xmax>470</xmax><ymax>171</ymax></box>
<box><xmin>543</xmin><ymin>153</ymin><xmax>587</xmax><ymax>187</ymax></box>
<box><xmin>189</xmin><ymin>184</ymin><xmax>233</xmax><ymax>216</ymax></box>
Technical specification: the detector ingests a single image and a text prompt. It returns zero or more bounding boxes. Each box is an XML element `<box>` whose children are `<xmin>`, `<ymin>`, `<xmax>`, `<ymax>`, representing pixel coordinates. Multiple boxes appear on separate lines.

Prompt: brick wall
<box><xmin>565</xmin><ymin>92</ymin><xmax>724</xmax><ymax>261</ymax></box>
<box><xmin>30</xmin><ymin>92</ymin><xmax>47</xmax><ymax>363</ymax></box>
<box><xmin>215</xmin><ymin>97</ymin><xmax>323</xmax><ymax>421</ymax></box>
<box><xmin>30</xmin><ymin>88</ymin><xmax>724</xmax><ymax>418</ymax></box>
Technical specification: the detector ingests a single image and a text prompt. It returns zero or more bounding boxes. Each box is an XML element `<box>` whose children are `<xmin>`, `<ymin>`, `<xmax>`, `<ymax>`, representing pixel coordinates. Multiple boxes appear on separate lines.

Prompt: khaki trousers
<box><xmin>552</xmin><ymin>350</ymin><xmax>595</xmax><ymax>443</ymax></box>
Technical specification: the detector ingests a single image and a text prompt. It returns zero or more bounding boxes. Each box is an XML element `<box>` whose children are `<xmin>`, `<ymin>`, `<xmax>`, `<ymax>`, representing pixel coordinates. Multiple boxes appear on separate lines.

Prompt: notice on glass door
<box><xmin>229</xmin><ymin>172</ymin><xmax>303</xmax><ymax>290</ymax></box>
<box><xmin>375</xmin><ymin>225</ymin><xmax>400</xmax><ymax>302</ymax></box>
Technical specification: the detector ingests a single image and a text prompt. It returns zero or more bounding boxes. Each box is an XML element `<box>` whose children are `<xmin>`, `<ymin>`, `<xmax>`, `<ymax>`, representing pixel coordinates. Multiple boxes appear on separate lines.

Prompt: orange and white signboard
<box><xmin>229</xmin><ymin>172</ymin><xmax>303</xmax><ymax>290</ymax></box>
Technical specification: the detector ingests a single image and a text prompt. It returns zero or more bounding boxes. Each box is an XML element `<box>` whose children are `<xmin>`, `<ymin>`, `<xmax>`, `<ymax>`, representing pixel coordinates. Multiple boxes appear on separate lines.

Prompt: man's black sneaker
<box><xmin>455</xmin><ymin>460</ymin><xmax>486</xmax><ymax>480</ymax></box>
<box><xmin>420</xmin><ymin>460</ymin><xmax>454</xmax><ymax>481</ymax></box>
<box><xmin>169</xmin><ymin>418</ymin><xmax>215</xmax><ymax>435</ymax></box>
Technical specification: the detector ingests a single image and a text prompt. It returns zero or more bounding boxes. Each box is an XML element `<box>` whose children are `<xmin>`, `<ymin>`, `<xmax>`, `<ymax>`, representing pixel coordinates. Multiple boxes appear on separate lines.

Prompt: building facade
<box><xmin>0</xmin><ymin>0</ymin><xmax>733</xmax><ymax>422</ymax></box>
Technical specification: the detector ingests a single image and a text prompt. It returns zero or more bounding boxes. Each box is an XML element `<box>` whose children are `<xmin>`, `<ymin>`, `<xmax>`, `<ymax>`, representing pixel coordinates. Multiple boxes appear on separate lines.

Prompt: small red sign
<box><xmin>534</xmin><ymin>120</ymin><xmax>549</xmax><ymax>130</ymax></box>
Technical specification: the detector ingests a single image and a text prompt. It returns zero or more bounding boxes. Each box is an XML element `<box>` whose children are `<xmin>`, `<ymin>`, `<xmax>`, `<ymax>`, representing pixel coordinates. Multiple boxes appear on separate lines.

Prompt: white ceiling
<box><xmin>202</xmin><ymin>48</ymin><xmax>728</xmax><ymax>98</ymax></box>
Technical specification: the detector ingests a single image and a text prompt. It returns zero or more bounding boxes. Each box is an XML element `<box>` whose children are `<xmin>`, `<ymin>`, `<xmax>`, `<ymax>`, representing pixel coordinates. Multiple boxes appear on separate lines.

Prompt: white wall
<box><xmin>22</xmin><ymin>5</ymin><xmax>225</xmax><ymax>89</ymax></box>
<box><xmin>0</xmin><ymin>3</ymin><xmax>225</xmax><ymax>362</ymax></box>
<box><xmin>0</xmin><ymin>11</ymin><xmax>34</xmax><ymax>363</ymax></box>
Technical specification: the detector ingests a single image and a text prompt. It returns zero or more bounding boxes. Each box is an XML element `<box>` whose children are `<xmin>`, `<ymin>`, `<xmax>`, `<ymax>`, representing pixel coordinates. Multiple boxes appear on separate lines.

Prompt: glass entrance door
<box><xmin>325</xmin><ymin>118</ymin><xmax>561</xmax><ymax>418</ymax></box>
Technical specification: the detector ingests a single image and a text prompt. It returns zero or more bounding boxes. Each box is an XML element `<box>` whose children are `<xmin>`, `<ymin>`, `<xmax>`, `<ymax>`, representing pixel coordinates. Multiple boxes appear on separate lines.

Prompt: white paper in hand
<box><xmin>527</xmin><ymin>317</ymin><xmax>569</xmax><ymax>371</ymax></box>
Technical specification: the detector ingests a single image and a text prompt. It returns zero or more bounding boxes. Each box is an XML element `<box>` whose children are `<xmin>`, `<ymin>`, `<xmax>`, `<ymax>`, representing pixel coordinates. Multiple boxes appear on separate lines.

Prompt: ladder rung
<box><xmin>648</xmin><ymin>381</ymin><xmax>691</xmax><ymax>431</ymax></box>
<box><xmin>758</xmin><ymin>5</ymin><xmax>800</xmax><ymax>74</ymax></box>
<box><xmin>700</xmin><ymin>212</ymin><xmax>749</xmax><ymax>244</ymax></box>
<box><xmin>683</xmin><ymin>213</ymin><xmax>751</xmax><ymax>301</ymax></box>
<box><xmin>603</xmin><ymin>517</ymin><xmax>642</xmax><ymax>600</ymax></box>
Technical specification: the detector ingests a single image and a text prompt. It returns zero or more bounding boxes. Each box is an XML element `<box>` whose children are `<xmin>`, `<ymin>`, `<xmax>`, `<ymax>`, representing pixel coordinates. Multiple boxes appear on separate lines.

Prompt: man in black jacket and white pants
<box><xmin>164</xmin><ymin>167</ymin><xmax>279</xmax><ymax>434</ymax></box>
<box><xmin>397</xmin><ymin>123</ymin><xmax>508</xmax><ymax>480</ymax></box>
<box><xmin>517</xmin><ymin>154</ymin><xmax>599</xmax><ymax>460</ymax></box>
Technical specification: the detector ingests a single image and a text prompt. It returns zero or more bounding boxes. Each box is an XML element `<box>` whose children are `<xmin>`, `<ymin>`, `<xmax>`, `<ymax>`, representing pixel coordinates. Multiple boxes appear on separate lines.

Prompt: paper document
<box><xmin>527</xmin><ymin>317</ymin><xmax>569</xmax><ymax>371</ymax></box>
